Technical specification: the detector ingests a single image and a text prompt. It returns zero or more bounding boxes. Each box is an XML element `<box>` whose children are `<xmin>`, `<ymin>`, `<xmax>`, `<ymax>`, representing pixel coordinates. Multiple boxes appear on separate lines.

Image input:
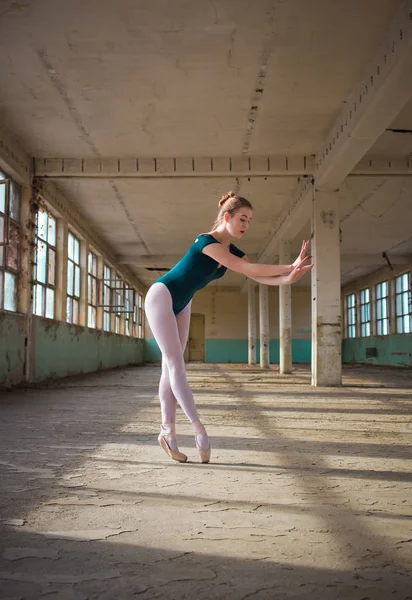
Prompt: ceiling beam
<box><xmin>341</xmin><ymin>253</ymin><xmax>412</xmax><ymax>266</ymax></box>
<box><xmin>246</xmin><ymin>0</ymin><xmax>412</xmax><ymax>283</ymax></box>
<box><xmin>315</xmin><ymin>0</ymin><xmax>412</xmax><ymax>190</ymax></box>
<box><xmin>33</xmin><ymin>156</ymin><xmax>314</xmax><ymax>179</ymax></box>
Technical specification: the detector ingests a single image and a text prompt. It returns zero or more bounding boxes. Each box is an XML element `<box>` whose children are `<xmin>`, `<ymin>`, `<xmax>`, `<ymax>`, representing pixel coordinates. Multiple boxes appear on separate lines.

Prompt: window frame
<box><xmin>33</xmin><ymin>207</ymin><xmax>57</xmax><ymax>319</ymax></box>
<box><xmin>103</xmin><ymin>263</ymin><xmax>113</xmax><ymax>332</ymax></box>
<box><xmin>395</xmin><ymin>272</ymin><xmax>411</xmax><ymax>334</ymax></box>
<box><xmin>376</xmin><ymin>280</ymin><xmax>389</xmax><ymax>336</ymax></box>
<box><xmin>66</xmin><ymin>231</ymin><xmax>81</xmax><ymax>325</ymax></box>
<box><xmin>346</xmin><ymin>293</ymin><xmax>356</xmax><ymax>339</ymax></box>
<box><xmin>359</xmin><ymin>288</ymin><xmax>370</xmax><ymax>338</ymax></box>
<box><xmin>87</xmin><ymin>250</ymin><xmax>99</xmax><ymax>328</ymax></box>
<box><xmin>0</xmin><ymin>176</ymin><xmax>22</xmax><ymax>312</ymax></box>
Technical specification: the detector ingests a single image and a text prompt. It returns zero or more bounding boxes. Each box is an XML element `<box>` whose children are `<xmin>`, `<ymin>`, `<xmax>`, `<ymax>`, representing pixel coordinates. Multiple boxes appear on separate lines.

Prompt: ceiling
<box><xmin>0</xmin><ymin>0</ymin><xmax>411</xmax><ymax>290</ymax></box>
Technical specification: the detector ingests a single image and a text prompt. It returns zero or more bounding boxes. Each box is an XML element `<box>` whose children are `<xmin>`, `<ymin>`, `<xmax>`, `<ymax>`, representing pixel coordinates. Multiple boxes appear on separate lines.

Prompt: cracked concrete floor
<box><xmin>0</xmin><ymin>363</ymin><xmax>411</xmax><ymax>600</ymax></box>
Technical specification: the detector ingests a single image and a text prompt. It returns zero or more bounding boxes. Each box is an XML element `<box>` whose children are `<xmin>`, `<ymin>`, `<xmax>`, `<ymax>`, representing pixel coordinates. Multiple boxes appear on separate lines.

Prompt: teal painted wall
<box><xmin>1</xmin><ymin>310</ymin><xmax>144</xmax><ymax>386</ymax></box>
<box><xmin>0</xmin><ymin>311</ymin><xmax>26</xmax><ymax>386</ymax></box>
<box><xmin>342</xmin><ymin>334</ymin><xmax>412</xmax><ymax>367</ymax></box>
<box><xmin>34</xmin><ymin>317</ymin><xmax>144</xmax><ymax>381</ymax></box>
<box><xmin>144</xmin><ymin>338</ymin><xmax>312</xmax><ymax>364</ymax></box>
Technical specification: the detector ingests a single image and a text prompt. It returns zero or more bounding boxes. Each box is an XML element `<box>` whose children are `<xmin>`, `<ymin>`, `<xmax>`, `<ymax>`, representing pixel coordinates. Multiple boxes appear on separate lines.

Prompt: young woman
<box><xmin>145</xmin><ymin>191</ymin><xmax>312</xmax><ymax>464</ymax></box>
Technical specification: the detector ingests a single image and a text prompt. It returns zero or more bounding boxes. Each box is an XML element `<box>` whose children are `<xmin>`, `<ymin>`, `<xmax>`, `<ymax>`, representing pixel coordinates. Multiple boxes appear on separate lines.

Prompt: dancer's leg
<box><xmin>145</xmin><ymin>283</ymin><xmax>209</xmax><ymax>452</ymax></box>
<box><xmin>158</xmin><ymin>301</ymin><xmax>192</xmax><ymax>449</ymax></box>
<box><xmin>145</xmin><ymin>283</ymin><xmax>200</xmax><ymax>423</ymax></box>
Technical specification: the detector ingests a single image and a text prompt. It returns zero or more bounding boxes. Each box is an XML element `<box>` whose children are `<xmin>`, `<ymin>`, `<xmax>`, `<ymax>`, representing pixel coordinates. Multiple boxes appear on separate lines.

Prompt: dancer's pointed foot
<box><xmin>192</xmin><ymin>420</ymin><xmax>211</xmax><ymax>463</ymax></box>
<box><xmin>158</xmin><ymin>424</ymin><xmax>187</xmax><ymax>463</ymax></box>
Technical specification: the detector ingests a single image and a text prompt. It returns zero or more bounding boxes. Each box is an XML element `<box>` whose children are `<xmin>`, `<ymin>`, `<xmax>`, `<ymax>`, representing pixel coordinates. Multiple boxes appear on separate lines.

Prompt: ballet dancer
<box><xmin>145</xmin><ymin>191</ymin><xmax>313</xmax><ymax>464</ymax></box>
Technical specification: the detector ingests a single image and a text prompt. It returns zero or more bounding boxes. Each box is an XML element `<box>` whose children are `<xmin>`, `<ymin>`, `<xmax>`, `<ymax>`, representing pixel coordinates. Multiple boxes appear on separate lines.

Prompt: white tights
<box><xmin>145</xmin><ymin>282</ymin><xmax>209</xmax><ymax>449</ymax></box>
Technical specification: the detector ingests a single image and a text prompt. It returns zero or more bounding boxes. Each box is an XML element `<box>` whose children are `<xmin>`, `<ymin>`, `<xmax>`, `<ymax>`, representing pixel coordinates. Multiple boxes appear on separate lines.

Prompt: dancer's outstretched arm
<box><xmin>202</xmin><ymin>239</ymin><xmax>311</xmax><ymax>279</ymax></box>
<box><xmin>248</xmin><ymin>262</ymin><xmax>313</xmax><ymax>286</ymax></box>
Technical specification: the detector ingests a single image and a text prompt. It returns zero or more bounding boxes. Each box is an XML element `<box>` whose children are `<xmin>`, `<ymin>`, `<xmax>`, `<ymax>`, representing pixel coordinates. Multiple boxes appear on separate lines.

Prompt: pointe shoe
<box><xmin>158</xmin><ymin>425</ymin><xmax>187</xmax><ymax>463</ymax></box>
<box><xmin>193</xmin><ymin>420</ymin><xmax>211</xmax><ymax>464</ymax></box>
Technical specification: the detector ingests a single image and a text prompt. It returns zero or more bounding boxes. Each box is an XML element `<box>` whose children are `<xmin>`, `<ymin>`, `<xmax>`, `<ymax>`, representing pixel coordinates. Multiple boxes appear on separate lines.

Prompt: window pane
<box><xmin>37</xmin><ymin>210</ymin><xmax>48</xmax><ymax>241</ymax></box>
<box><xmin>34</xmin><ymin>283</ymin><xmax>44</xmax><ymax>316</ymax></box>
<box><xmin>36</xmin><ymin>241</ymin><xmax>47</xmax><ymax>284</ymax></box>
<box><xmin>0</xmin><ymin>215</ymin><xmax>4</xmax><ymax>246</ymax></box>
<box><xmin>4</xmin><ymin>272</ymin><xmax>16</xmax><ymax>311</ymax></box>
<box><xmin>68</xmin><ymin>233</ymin><xmax>74</xmax><ymax>260</ymax></box>
<box><xmin>46</xmin><ymin>287</ymin><xmax>54</xmax><ymax>319</ymax></box>
<box><xmin>73</xmin><ymin>299</ymin><xmax>79</xmax><ymax>324</ymax></box>
<box><xmin>88</xmin><ymin>305</ymin><xmax>96</xmax><ymax>328</ymax></box>
<box><xmin>67</xmin><ymin>260</ymin><xmax>74</xmax><ymax>294</ymax></box>
<box><xmin>74</xmin><ymin>238</ymin><xmax>80</xmax><ymax>264</ymax></box>
<box><xmin>0</xmin><ymin>181</ymin><xmax>5</xmax><ymax>213</ymax></box>
<box><xmin>0</xmin><ymin>270</ymin><xmax>3</xmax><ymax>309</ymax></box>
<box><xmin>9</xmin><ymin>181</ymin><xmax>21</xmax><ymax>222</ymax></box>
<box><xmin>92</xmin><ymin>278</ymin><xmax>97</xmax><ymax>305</ymax></box>
<box><xmin>48</xmin><ymin>248</ymin><xmax>56</xmax><ymax>286</ymax></box>
<box><xmin>48</xmin><ymin>215</ymin><xmax>56</xmax><ymax>246</ymax></box>
<box><xmin>74</xmin><ymin>266</ymin><xmax>80</xmax><ymax>297</ymax></box>
<box><xmin>67</xmin><ymin>297</ymin><xmax>73</xmax><ymax>323</ymax></box>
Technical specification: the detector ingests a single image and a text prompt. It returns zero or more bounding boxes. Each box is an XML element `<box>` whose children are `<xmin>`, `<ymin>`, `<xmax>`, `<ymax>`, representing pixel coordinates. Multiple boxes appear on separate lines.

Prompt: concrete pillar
<box><xmin>279</xmin><ymin>239</ymin><xmax>292</xmax><ymax>374</ymax></box>
<box><xmin>259</xmin><ymin>283</ymin><xmax>269</xmax><ymax>368</ymax></box>
<box><xmin>20</xmin><ymin>183</ymin><xmax>37</xmax><ymax>382</ymax></box>
<box><xmin>311</xmin><ymin>190</ymin><xmax>342</xmax><ymax>386</ymax></box>
<box><xmin>248</xmin><ymin>280</ymin><xmax>257</xmax><ymax>365</ymax></box>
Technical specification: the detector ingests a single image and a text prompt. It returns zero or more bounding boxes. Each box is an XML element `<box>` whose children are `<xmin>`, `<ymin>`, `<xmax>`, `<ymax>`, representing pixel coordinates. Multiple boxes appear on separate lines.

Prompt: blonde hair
<box><xmin>213</xmin><ymin>191</ymin><xmax>253</xmax><ymax>228</ymax></box>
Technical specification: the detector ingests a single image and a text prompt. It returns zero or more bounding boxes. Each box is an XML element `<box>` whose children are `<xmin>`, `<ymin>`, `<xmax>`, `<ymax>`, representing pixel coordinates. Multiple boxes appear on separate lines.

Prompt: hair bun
<box><xmin>219</xmin><ymin>191</ymin><xmax>235</xmax><ymax>207</ymax></box>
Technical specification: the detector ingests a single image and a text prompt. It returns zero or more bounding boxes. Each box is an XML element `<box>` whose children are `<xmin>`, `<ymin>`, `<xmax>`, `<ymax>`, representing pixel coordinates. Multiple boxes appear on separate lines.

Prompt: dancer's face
<box><xmin>226</xmin><ymin>207</ymin><xmax>253</xmax><ymax>239</ymax></box>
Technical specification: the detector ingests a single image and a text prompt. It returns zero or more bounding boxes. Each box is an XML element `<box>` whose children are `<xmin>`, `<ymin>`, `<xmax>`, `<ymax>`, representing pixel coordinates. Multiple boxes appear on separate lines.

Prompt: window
<box><xmin>133</xmin><ymin>293</ymin><xmax>144</xmax><ymax>338</ymax></box>
<box><xmin>103</xmin><ymin>264</ymin><xmax>112</xmax><ymax>332</ymax></box>
<box><xmin>376</xmin><ymin>281</ymin><xmax>389</xmax><ymax>336</ymax></box>
<box><xmin>360</xmin><ymin>288</ymin><xmax>370</xmax><ymax>337</ymax></box>
<box><xmin>67</xmin><ymin>232</ymin><xmax>81</xmax><ymax>324</ymax></box>
<box><xmin>88</xmin><ymin>251</ymin><xmax>98</xmax><ymax>328</ymax></box>
<box><xmin>0</xmin><ymin>176</ymin><xmax>21</xmax><ymax>312</ymax></box>
<box><xmin>114</xmin><ymin>274</ymin><xmax>123</xmax><ymax>334</ymax></box>
<box><xmin>124</xmin><ymin>287</ymin><xmax>132</xmax><ymax>336</ymax></box>
<box><xmin>33</xmin><ymin>208</ymin><xmax>56</xmax><ymax>318</ymax></box>
<box><xmin>395</xmin><ymin>273</ymin><xmax>411</xmax><ymax>334</ymax></box>
<box><xmin>347</xmin><ymin>293</ymin><xmax>356</xmax><ymax>338</ymax></box>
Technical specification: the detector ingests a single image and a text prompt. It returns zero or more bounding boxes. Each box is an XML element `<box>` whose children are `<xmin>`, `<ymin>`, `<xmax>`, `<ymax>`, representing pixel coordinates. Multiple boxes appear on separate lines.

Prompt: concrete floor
<box><xmin>0</xmin><ymin>363</ymin><xmax>411</xmax><ymax>600</ymax></box>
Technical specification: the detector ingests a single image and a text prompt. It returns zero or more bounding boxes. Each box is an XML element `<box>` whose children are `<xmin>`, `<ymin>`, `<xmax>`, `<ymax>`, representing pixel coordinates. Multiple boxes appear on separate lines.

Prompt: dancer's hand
<box><xmin>286</xmin><ymin>263</ymin><xmax>313</xmax><ymax>284</ymax></box>
<box><xmin>292</xmin><ymin>240</ymin><xmax>311</xmax><ymax>269</ymax></box>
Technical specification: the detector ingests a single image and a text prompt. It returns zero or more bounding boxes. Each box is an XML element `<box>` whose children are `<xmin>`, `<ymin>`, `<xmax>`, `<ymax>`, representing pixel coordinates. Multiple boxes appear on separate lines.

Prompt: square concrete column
<box><xmin>311</xmin><ymin>190</ymin><xmax>342</xmax><ymax>386</ymax></box>
<box><xmin>279</xmin><ymin>239</ymin><xmax>292</xmax><ymax>374</ymax></box>
<box><xmin>259</xmin><ymin>283</ymin><xmax>269</xmax><ymax>368</ymax></box>
<box><xmin>248</xmin><ymin>280</ymin><xmax>257</xmax><ymax>365</ymax></box>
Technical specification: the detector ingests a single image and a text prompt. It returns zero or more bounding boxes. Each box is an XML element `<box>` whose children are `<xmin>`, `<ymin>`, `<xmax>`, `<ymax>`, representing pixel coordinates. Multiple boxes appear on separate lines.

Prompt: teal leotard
<box><xmin>156</xmin><ymin>234</ymin><xmax>245</xmax><ymax>315</ymax></box>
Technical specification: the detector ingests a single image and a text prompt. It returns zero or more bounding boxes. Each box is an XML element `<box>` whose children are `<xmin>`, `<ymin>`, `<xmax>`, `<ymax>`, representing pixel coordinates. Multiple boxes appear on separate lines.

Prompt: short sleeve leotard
<box><xmin>156</xmin><ymin>233</ymin><xmax>245</xmax><ymax>315</ymax></box>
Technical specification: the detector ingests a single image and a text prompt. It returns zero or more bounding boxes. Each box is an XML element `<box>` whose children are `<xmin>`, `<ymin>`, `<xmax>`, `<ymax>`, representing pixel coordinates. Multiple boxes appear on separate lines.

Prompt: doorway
<box><xmin>184</xmin><ymin>314</ymin><xmax>205</xmax><ymax>362</ymax></box>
